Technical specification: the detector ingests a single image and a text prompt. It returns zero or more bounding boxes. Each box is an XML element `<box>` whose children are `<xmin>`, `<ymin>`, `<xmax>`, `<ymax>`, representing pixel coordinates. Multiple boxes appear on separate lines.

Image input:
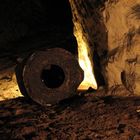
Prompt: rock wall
<box><xmin>69</xmin><ymin>0</ymin><xmax>140</xmax><ymax>95</ymax></box>
<box><xmin>103</xmin><ymin>0</ymin><xmax>140</xmax><ymax>95</ymax></box>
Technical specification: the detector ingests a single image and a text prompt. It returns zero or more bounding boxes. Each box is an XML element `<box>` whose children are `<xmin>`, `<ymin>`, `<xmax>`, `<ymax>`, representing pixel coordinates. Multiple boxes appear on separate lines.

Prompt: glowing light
<box><xmin>74</xmin><ymin>23</ymin><xmax>97</xmax><ymax>90</ymax></box>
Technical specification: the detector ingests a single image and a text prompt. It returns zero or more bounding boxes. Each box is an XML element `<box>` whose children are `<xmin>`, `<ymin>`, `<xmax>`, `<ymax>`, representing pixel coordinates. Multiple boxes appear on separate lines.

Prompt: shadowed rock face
<box><xmin>0</xmin><ymin>0</ymin><xmax>76</xmax><ymax>59</ymax></box>
<box><xmin>69</xmin><ymin>0</ymin><xmax>140</xmax><ymax>95</ymax></box>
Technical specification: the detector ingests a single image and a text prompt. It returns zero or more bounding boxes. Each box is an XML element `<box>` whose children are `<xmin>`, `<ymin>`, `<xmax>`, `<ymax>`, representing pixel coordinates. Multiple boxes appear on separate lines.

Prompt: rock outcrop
<box><xmin>69</xmin><ymin>0</ymin><xmax>140</xmax><ymax>95</ymax></box>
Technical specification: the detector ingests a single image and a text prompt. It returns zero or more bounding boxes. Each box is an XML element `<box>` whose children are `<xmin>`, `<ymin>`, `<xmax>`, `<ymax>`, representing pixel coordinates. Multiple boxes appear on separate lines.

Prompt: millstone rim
<box><xmin>22</xmin><ymin>48</ymin><xmax>84</xmax><ymax>106</ymax></box>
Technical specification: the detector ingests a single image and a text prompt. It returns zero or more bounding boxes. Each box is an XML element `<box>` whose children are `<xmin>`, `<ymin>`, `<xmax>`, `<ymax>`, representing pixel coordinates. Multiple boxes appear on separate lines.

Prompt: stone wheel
<box><xmin>16</xmin><ymin>48</ymin><xmax>84</xmax><ymax>106</ymax></box>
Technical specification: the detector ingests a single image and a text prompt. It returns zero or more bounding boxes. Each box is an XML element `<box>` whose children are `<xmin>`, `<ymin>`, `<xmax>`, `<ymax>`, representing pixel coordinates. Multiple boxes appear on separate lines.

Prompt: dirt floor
<box><xmin>0</xmin><ymin>92</ymin><xmax>140</xmax><ymax>140</ymax></box>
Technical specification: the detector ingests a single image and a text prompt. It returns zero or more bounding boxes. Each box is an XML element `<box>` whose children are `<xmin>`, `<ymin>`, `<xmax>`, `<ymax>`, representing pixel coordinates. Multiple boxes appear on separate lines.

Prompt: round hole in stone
<box><xmin>41</xmin><ymin>65</ymin><xmax>65</xmax><ymax>88</ymax></box>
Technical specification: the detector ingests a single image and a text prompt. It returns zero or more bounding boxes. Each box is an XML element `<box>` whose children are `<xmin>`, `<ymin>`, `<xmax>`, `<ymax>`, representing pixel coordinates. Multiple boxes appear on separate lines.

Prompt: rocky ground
<box><xmin>0</xmin><ymin>92</ymin><xmax>140</xmax><ymax>140</ymax></box>
<box><xmin>0</xmin><ymin>66</ymin><xmax>140</xmax><ymax>140</ymax></box>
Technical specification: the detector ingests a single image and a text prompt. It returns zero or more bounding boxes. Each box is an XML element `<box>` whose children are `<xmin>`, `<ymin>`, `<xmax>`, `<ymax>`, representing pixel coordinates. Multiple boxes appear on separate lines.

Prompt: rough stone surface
<box><xmin>0</xmin><ymin>67</ymin><xmax>22</xmax><ymax>101</ymax></box>
<box><xmin>69</xmin><ymin>0</ymin><xmax>140</xmax><ymax>95</ymax></box>
<box><xmin>102</xmin><ymin>0</ymin><xmax>140</xmax><ymax>95</ymax></box>
<box><xmin>0</xmin><ymin>94</ymin><xmax>140</xmax><ymax>140</ymax></box>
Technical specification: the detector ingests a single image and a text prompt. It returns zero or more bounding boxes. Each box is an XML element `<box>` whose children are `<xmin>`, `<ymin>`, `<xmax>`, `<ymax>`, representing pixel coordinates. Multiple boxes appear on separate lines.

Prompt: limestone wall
<box><xmin>69</xmin><ymin>0</ymin><xmax>140</xmax><ymax>95</ymax></box>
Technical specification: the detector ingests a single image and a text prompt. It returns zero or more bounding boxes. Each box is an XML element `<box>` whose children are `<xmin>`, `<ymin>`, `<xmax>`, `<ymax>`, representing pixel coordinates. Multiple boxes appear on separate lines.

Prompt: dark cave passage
<box><xmin>0</xmin><ymin>0</ymin><xmax>75</xmax><ymax>57</ymax></box>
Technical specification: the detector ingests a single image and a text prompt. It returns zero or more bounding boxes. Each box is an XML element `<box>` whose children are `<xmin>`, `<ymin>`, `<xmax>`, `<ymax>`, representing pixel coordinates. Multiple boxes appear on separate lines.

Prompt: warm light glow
<box><xmin>74</xmin><ymin>23</ymin><xmax>97</xmax><ymax>90</ymax></box>
<box><xmin>69</xmin><ymin>0</ymin><xmax>97</xmax><ymax>90</ymax></box>
<box><xmin>0</xmin><ymin>74</ymin><xmax>22</xmax><ymax>101</ymax></box>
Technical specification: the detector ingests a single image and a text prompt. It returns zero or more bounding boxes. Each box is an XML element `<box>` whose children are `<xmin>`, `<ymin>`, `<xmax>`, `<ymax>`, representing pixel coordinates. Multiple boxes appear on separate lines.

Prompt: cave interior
<box><xmin>0</xmin><ymin>0</ymin><xmax>140</xmax><ymax>139</ymax></box>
